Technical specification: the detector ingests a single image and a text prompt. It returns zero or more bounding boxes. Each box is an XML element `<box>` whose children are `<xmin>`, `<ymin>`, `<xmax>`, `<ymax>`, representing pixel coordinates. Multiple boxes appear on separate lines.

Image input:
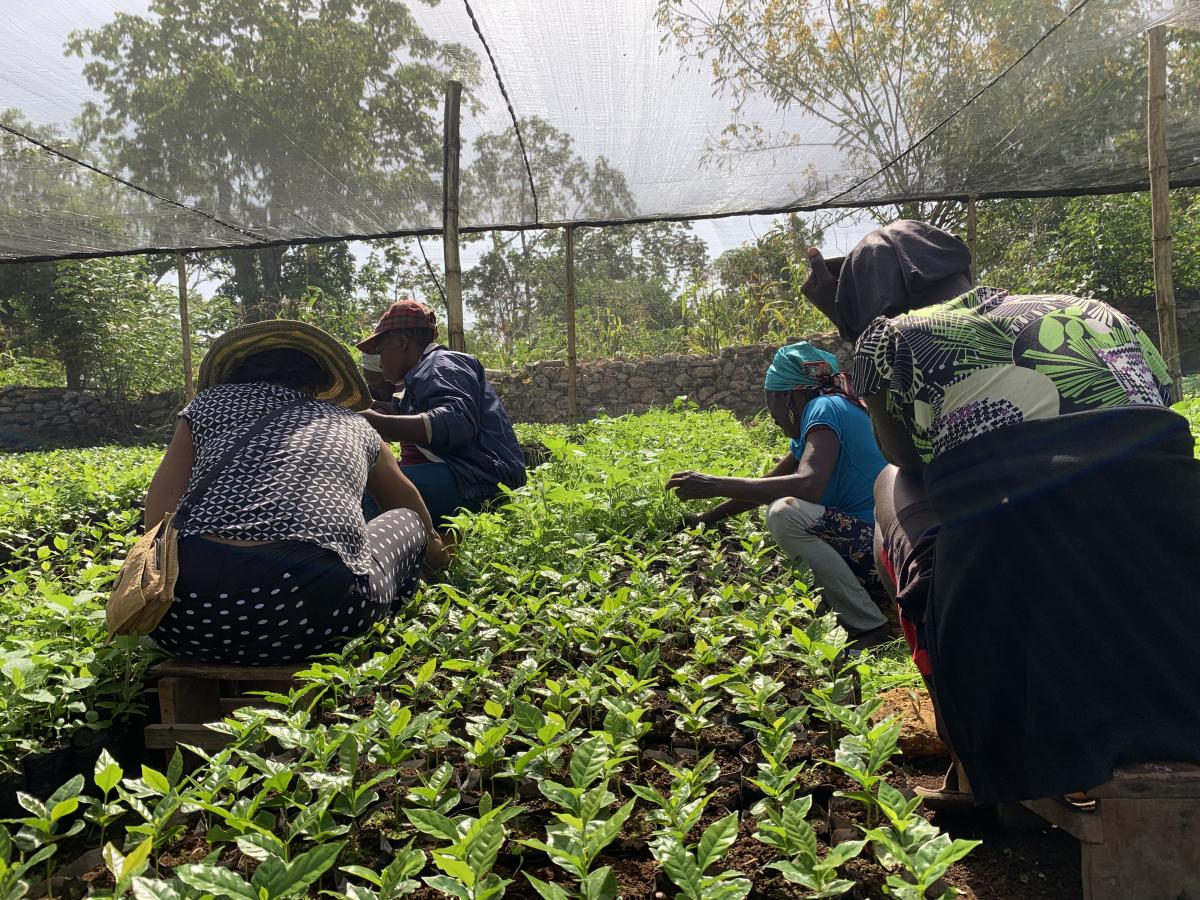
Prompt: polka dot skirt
<box><xmin>153</xmin><ymin>509</ymin><xmax>427</xmax><ymax>665</ymax></box>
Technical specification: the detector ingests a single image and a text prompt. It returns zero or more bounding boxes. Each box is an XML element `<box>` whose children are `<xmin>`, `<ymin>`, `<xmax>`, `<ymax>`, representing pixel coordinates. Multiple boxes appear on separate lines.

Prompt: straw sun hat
<box><xmin>198</xmin><ymin>319</ymin><xmax>371</xmax><ymax>411</ymax></box>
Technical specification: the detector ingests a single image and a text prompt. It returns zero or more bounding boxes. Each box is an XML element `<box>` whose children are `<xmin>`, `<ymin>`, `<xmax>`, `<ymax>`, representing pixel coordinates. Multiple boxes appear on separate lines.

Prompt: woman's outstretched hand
<box><xmin>666</xmin><ymin>470</ymin><xmax>721</xmax><ymax>501</ymax></box>
<box><xmin>424</xmin><ymin>531</ymin><xmax>454</xmax><ymax>570</ymax></box>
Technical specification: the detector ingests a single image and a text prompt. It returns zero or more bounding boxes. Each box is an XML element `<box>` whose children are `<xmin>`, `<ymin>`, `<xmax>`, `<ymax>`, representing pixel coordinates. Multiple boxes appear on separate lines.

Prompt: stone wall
<box><xmin>488</xmin><ymin>334</ymin><xmax>850</xmax><ymax>424</ymax></box>
<box><xmin>0</xmin><ymin>387</ymin><xmax>180</xmax><ymax>450</ymax></box>
<box><xmin>0</xmin><ymin>292</ymin><xmax>1195</xmax><ymax>448</ymax></box>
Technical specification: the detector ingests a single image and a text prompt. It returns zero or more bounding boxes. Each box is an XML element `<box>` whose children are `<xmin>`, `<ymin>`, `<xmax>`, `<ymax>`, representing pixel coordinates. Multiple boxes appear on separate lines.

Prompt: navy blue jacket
<box><xmin>397</xmin><ymin>345</ymin><xmax>526</xmax><ymax>500</ymax></box>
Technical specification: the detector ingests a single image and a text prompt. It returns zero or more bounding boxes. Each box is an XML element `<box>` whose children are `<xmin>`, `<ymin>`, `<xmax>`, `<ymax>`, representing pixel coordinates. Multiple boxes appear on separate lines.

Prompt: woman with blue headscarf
<box><xmin>667</xmin><ymin>341</ymin><xmax>892</xmax><ymax>651</ymax></box>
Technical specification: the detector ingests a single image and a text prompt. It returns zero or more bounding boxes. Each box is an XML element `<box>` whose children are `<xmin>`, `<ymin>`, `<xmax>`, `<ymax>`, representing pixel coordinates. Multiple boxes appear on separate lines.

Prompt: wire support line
<box><xmin>416</xmin><ymin>235</ymin><xmax>449</xmax><ymax>306</ymax></box>
<box><xmin>0</xmin><ymin>122</ymin><xmax>265</xmax><ymax>243</ymax></box>
<box><xmin>8</xmin><ymin>172</ymin><xmax>1200</xmax><ymax>266</ymax></box>
<box><xmin>822</xmin><ymin>0</ymin><xmax>1095</xmax><ymax>208</ymax></box>
<box><xmin>460</xmin><ymin>0</ymin><xmax>540</xmax><ymax>224</ymax></box>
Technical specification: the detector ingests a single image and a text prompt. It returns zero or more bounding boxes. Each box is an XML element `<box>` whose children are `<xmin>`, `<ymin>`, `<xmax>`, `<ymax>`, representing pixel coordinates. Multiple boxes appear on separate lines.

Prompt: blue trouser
<box><xmin>363</xmin><ymin>462</ymin><xmax>489</xmax><ymax>526</ymax></box>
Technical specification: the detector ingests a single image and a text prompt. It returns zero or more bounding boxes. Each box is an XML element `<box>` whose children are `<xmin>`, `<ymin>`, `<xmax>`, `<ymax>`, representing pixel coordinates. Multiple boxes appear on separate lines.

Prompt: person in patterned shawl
<box><xmin>801</xmin><ymin>220</ymin><xmax>1200</xmax><ymax>807</ymax></box>
<box><xmin>667</xmin><ymin>341</ymin><xmax>894</xmax><ymax>653</ymax></box>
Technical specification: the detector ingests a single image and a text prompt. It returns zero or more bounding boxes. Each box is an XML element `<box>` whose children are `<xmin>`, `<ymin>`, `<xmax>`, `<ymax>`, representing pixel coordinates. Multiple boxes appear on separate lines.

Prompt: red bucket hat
<box><xmin>356</xmin><ymin>300</ymin><xmax>439</xmax><ymax>352</ymax></box>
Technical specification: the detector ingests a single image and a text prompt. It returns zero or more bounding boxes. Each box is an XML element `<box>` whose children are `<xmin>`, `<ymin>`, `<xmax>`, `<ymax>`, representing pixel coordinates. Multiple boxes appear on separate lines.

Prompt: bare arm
<box><xmin>145</xmin><ymin>420</ymin><xmax>195</xmax><ymax>529</ymax></box>
<box><xmin>668</xmin><ymin>428</ymin><xmax>840</xmax><ymax>520</ymax></box>
<box><xmin>863</xmin><ymin>394</ymin><xmax>925</xmax><ymax>473</ymax></box>
<box><xmin>365</xmin><ymin>440</ymin><xmax>451</xmax><ymax>569</ymax></box>
<box><xmin>684</xmin><ymin>452</ymin><xmax>798</xmax><ymax>526</ymax></box>
<box><xmin>361</xmin><ymin>410</ymin><xmax>429</xmax><ymax>444</ymax></box>
<box><xmin>366</xmin><ymin>440</ymin><xmax>436</xmax><ymax>534</ymax></box>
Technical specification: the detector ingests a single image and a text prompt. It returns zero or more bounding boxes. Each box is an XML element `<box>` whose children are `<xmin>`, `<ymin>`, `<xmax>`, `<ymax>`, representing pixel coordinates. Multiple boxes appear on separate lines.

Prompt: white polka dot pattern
<box><xmin>152</xmin><ymin>508</ymin><xmax>426</xmax><ymax>664</ymax></box>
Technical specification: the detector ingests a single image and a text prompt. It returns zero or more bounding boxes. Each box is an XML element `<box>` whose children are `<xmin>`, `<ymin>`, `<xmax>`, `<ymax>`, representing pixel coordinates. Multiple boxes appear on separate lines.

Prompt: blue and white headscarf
<box><xmin>763</xmin><ymin>342</ymin><xmax>865</xmax><ymax>409</ymax></box>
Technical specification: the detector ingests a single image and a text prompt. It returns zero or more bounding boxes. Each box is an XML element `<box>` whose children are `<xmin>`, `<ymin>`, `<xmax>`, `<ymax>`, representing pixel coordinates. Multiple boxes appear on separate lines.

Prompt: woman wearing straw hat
<box><xmin>142</xmin><ymin>320</ymin><xmax>450</xmax><ymax>665</ymax></box>
<box><xmin>667</xmin><ymin>341</ymin><xmax>893</xmax><ymax>652</ymax></box>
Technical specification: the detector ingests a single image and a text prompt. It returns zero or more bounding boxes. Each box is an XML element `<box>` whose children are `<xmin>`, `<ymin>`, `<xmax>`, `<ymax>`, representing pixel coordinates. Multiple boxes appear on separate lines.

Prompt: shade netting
<box><xmin>1</xmin><ymin>0</ymin><xmax>1198</xmax><ymax>262</ymax></box>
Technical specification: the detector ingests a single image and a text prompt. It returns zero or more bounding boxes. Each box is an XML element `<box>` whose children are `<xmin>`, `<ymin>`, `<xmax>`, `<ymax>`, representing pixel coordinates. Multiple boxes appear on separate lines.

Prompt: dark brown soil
<box><xmin>900</xmin><ymin>760</ymin><xmax>1082</xmax><ymax>900</ymax></box>
<box><xmin>938</xmin><ymin>808</ymin><xmax>1082</xmax><ymax>900</ymax></box>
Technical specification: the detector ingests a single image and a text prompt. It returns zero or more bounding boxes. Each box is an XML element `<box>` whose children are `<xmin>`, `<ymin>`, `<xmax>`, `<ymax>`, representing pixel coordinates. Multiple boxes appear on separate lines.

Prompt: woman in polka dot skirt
<box><xmin>142</xmin><ymin>321</ymin><xmax>452</xmax><ymax>665</ymax></box>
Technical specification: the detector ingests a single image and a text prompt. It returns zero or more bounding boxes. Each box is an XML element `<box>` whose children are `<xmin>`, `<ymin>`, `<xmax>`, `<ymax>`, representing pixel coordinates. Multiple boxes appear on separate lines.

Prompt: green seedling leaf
<box><xmin>581</xmin><ymin>865</ymin><xmax>619</xmax><ymax>900</ymax></box>
<box><xmin>404</xmin><ymin>808</ymin><xmax>459</xmax><ymax>842</ymax></box>
<box><xmin>697</xmin><ymin>812</ymin><xmax>739</xmax><ymax>871</ymax></box>
<box><xmin>236</xmin><ymin>832</ymin><xmax>286</xmax><ymax>861</ymax></box>
<box><xmin>131</xmin><ymin>877</ymin><xmax>186</xmax><ymax>900</ymax></box>
<box><xmin>524</xmin><ymin>873</ymin><xmax>571</xmax><ymax>900</ymax></box>
<box><xmin>140</xmin><ymin>766</ymin><xmax>171</xmax><ymax>796</ymax></box>
<box><xmin>341</xmin><ymin>864</ymin><xmax>384</xmax><ymax>887</ymax></box>
<box><xmin>252</xmin><ymin>840</ymin><xmax>346</xmax><ymax>897</ymax></box>
<box><xmin>569</xmin><ymin>735</ymin><xmax>608</xmax><ymax>789</ymax></box>
<box><xmin>424</xmin><ymin>874</ymin><xmax>471</xmax><ymax>900</ymax></box>
<box><xmin>513</xmin><ymin>699</ymin><xmax>545</xmax><ymax>735</ymax></box>
<box><xmin>414</xmin><ymin>658</ymin><xmax>437</xmax><ymax>687</ymax></box>
<box><xmin>175</xmin><ymin>864</ymin><xmax>257</xmax><ymax>898</ymax></box>
<box><xmin>94</xmin><ymin>749</ymin><xmax>123</xmax><ymax>794</ymax></box>
<box><xmin>656</xmin><ymin>836</ymin><xmax>702</xmax><ymax>898</ymax></box>
<box><xmin>430</xmin><ymin>853</ymin><xmax>476</xmax><ymax>888</ymax></box>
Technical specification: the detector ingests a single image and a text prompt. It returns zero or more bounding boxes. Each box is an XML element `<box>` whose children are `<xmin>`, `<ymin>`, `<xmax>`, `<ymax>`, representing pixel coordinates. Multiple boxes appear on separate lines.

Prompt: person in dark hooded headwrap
<box><xmin>800</xmin><ymin>219</ymin><xmax>1200</xmax><ymax>807</ymax></box>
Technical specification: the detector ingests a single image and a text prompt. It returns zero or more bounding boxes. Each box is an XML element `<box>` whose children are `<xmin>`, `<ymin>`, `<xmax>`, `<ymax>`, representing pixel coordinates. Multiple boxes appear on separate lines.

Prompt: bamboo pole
<box><xmin>442</xmin><ymin>80</ymin><xmax>466</xmax><ymax>352</ymax></box>
<box><xmin>176</xmin><ymin>253</ymin><xmax>194</xmax><ymax>401</ymax></box>
<box><xmin>1147</xmin><ymin>25</ymin><xmax>1183</xmax><ymax>401</ymax></box>
<box><xmin>965</xmin><ymin>197</ymin><xmax>978</xmax><ymax>282</ymax></box>
<box><xmin>565</xmin><ymin>226</ymin><xmax>578</xmax><ymax>424</ymax></box>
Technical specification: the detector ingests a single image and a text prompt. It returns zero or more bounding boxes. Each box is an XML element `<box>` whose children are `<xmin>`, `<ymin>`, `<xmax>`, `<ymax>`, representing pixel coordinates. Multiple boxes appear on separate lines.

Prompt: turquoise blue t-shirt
<box><xmin>788</xmin><ymin>395</ymin><xmax>886</xmax><ymax>524</ymax></box>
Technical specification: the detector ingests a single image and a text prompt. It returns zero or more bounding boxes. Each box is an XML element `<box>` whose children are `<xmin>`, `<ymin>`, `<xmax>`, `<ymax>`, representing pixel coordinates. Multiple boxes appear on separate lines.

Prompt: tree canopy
<box><xmin>67</xmin><ymin>0</ymin><xmax>472</xmax><ymax>321</ymax></box>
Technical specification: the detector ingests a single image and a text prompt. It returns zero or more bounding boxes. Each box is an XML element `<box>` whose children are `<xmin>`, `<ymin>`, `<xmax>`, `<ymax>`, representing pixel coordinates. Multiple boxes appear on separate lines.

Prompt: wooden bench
<box><xmin>1013</xmin><ymin>762</ymin><xmax>1200</xmax><ymax>900</ymax></box>
<box><xmin>144</xmin><ymin>661</ymin><xmax>301</xmax><ymax>754</ymax></box>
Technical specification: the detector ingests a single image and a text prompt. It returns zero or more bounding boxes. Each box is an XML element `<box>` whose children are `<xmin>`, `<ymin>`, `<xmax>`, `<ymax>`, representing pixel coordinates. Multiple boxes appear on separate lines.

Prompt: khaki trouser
<box><xmin>765</xmin><ymin>497</ymin><xmax>888</xmax><ymax>635</ymax></box>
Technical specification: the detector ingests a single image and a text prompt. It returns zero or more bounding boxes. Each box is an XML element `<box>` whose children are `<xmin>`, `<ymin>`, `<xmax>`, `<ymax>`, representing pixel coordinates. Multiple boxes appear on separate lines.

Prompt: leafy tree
<box><xmin>711</xmin><ymin>213</ymin><xmax>827</xmax><ymax>326</ymax></box>
<box><xmin>461</xmin><ymin>117</ymin><xmax>708</xmax><ymax>356</ymax></box>
<box><xmin>653</xmin><ymin>0</ymin><xmax>1200</xmax><ymax>229</ymax></box>
<box><xmin>978</xmin><ymin>190</ymin><xmax>1200</xmax><ymax>303</ymax></box>
<box><xmin>68</xmin><ymin>0</ymin><xmax>471</xmax><ymax>321</ymax></box>
<box><xmin>0</xmin><ymin>111</ymin><xmax>135</xmax><ymax>262</ymax></box>
<box><xmin>0</xmin><ymin>256</ymin><xmax>191</xmax><ymax>396</ymax></box>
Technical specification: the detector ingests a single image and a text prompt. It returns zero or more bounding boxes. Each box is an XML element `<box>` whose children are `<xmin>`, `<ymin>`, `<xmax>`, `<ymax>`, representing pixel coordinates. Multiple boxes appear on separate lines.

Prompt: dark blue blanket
<box><xmin>923</xmin><ymin>405</ymin><xmax>1200</xmax><ymax>802</ymax></box>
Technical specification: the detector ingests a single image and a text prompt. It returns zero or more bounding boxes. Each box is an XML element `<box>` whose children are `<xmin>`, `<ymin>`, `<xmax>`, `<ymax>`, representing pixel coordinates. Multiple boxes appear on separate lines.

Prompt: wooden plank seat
<box><xmin>144</xmin><ymin>661</ymin><xmax>302</xmax><ymax>752</ymax></box>
<box><xmin>1016</xmin><ymin>762</ymin><xmax>1200</xmax><ymax>900</ymax></box>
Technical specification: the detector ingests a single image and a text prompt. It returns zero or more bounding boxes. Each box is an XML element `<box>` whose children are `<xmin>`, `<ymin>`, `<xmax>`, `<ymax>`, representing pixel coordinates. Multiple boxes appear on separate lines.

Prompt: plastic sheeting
<box><xmin>1</xmin><ymin>0</ymin><xmax>1198</xmax><ymax>262</ymax></box>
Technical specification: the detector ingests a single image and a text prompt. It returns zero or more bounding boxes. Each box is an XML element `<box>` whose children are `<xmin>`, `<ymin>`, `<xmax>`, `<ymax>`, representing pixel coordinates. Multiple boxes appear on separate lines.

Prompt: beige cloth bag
<box><xmin>105</xmin><ymin>514</ymin><xmax>181</xmax><ymax>636</ymax></box>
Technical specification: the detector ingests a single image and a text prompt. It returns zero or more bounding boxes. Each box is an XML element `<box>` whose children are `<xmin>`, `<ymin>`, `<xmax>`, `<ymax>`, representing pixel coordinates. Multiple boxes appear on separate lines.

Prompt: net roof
<box><xmin>2</xmin><ymin>0</ymin><xmax>1198</xmax><ymax>262</ymax></box>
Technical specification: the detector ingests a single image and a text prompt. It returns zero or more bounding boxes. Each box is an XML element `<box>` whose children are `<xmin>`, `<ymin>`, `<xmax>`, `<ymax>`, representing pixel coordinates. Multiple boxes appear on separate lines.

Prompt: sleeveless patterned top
<box><xmin>177</xmin><ymin>382</ymin><xmax>381</xmax><ymax>575</ymax></box>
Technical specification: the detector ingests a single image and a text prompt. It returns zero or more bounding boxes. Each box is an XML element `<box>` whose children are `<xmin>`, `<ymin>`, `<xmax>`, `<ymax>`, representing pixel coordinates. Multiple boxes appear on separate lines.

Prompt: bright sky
<box><xmin>4</xmin><ymin>1</ymin><xmax>880</xmax><ymax>305</ymax></box>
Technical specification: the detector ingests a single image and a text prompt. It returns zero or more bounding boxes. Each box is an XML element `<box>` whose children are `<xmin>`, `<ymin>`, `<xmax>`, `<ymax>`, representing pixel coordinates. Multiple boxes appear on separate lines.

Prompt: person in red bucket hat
<box><xmin>357</xmin><ymin>300</ymin><xmax>440</xmax><ymax>354</ymax></box>
<box><xmin>358</xmin><ymin>300</ymin><xmax>526</xmax><ymax>525</ymax></box>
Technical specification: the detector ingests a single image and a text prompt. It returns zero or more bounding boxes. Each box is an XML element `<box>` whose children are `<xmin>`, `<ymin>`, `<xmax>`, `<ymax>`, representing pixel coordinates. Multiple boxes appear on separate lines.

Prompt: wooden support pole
<box><xmin>1147</xmin><ymin>25</ymin><xmax>1183</xmax><ymax>401</ymax></box>
<box><xmin>176</xmin><ymin>253</ymin><xmax>194</xmax><ymax>401</ymax></box>
<box><xmin>442</xmin><ymin>80</ymin><xmax>466</xmax><ymax>353</ymax></box>
<box><xmin>565</xmin><ymin>226</ymin><xmax>578</xmax><ymax>425</ymax></box>
<box><xmin>965</xmin><ymin>197</ymin><xmax>978</xmax><ymax>282</ymax></box>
